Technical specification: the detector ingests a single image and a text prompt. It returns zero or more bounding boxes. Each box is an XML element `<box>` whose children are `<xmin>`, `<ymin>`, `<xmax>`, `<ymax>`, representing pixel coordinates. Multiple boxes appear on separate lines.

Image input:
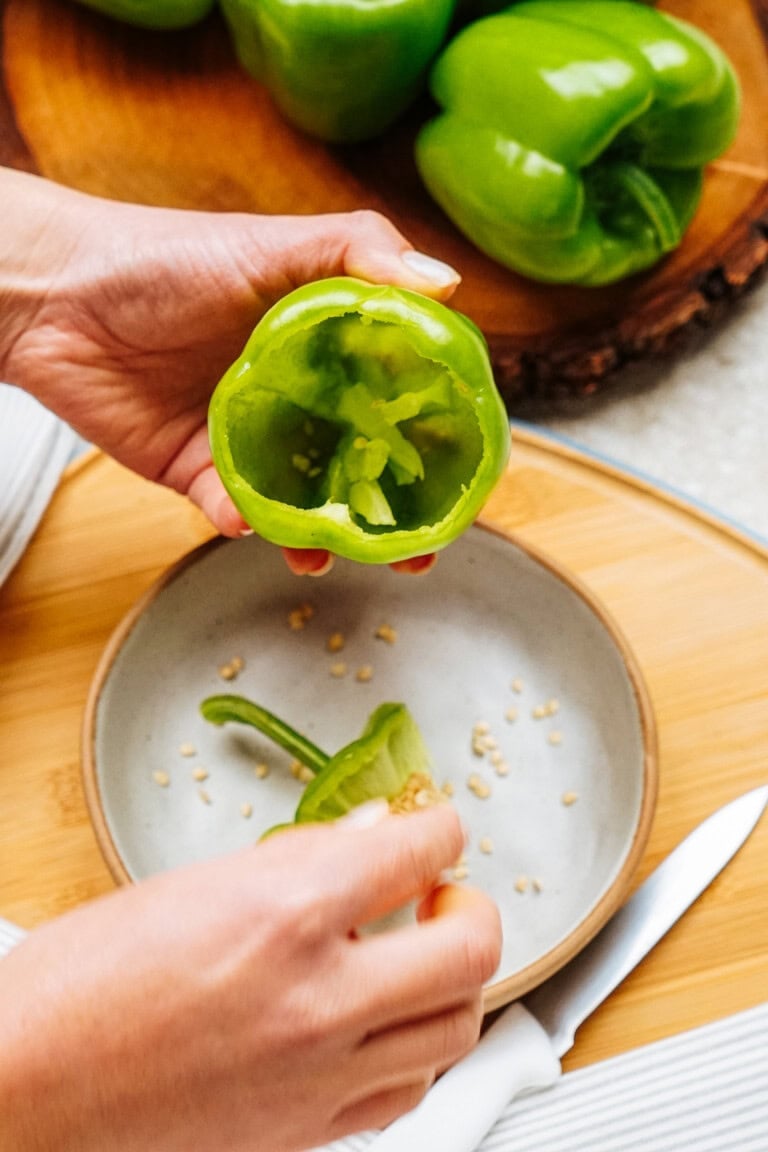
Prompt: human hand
<box><xmin>0</xmin><ymin>804</ymin><xmax>501</xmax><ymax>1152</ymax></box>
<box><xmin>0</xmin><ymin>170</ymin><xmax>461</xmax><ymax>575</ymax></box>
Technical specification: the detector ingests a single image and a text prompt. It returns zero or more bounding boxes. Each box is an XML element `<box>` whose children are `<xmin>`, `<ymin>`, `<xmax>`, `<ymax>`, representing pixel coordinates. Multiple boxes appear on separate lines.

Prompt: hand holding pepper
<box><xmin>0</xmin><ymin>167</ymin><xmax>461</xmax><ymax>574</ymax></box>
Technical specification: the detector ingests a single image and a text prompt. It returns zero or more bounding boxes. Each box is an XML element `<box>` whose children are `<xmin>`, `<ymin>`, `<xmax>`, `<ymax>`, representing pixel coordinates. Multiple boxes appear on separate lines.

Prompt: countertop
<box><xmin>531</xmin><ymin>274</ymin><xmax>768</xmax><ymax>542</ymax></box>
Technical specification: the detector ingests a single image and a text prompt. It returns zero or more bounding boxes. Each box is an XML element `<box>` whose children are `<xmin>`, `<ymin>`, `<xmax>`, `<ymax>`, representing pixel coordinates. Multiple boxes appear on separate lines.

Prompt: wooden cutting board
<box><xmin>1</xmin><ymin>0</ymin><xmax>767</xmax><ymax>407</ymax></box>
<box><xmin>0</xmin><ymin>427</ymin><xmax>766</xmax><ymax>1072</ymax></box>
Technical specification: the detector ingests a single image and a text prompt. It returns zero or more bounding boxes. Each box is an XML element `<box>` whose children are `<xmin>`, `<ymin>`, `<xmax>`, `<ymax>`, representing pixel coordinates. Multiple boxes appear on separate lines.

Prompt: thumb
<box><xmin>249</xmin><ymin>210</ymin><xmax>461</xmax><ymax>301</ymax></box>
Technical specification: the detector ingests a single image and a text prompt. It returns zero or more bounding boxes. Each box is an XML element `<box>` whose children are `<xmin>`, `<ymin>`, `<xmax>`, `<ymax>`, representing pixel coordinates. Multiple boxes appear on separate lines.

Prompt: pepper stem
<box><xmin>200</xmin><ymin>694</ymin><xmax>329</xmax><ymax>774</ymax></box>
<box><xmin>606</xmin><ymin>162</ymin><xmax>682</xmax><ymax>253</ymax></box>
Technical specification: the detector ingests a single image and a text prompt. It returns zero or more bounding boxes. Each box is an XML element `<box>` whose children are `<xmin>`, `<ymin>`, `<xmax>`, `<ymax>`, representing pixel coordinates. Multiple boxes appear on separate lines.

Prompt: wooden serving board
<box><xmin>1</xmin><ymin>0</ymin><xmax>767</xmax><ymax>409</ymax></box>
<box><xmin>0</xmin><ymin>428</ymin><xmax>766</xmax><ymax>1072</ymax></box>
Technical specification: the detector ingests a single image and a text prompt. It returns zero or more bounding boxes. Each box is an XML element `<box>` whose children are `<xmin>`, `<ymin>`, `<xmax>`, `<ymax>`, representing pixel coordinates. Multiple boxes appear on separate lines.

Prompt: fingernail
<box><xmin>239</xmin><ymin>528</ymin><xmax>254</xmax><ymax>537</ymax></box>
<box><xmin>389</xmin><ymin>553</ymin><xmax>438</xmax><ymax>576</ymax></box>
<box><xmin>338</xmin><ymin>799</ymin><xmax>390</xmax><ymax>829</ymax></box>
<box><xmin>401</xmin><ymin>250</ymin><xmax>460</xmax><ymax>287</ymax></box>
<box><xmin>306</xmin><ymin>555</ymin><xmax>335</xmax><ymax>577</ymax></box>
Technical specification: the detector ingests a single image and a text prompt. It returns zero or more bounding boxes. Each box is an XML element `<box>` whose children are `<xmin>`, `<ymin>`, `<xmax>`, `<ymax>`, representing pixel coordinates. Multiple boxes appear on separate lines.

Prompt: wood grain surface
<box><xmin>1</xmin><ymin>0</ymin><xmax>767</xmax><ymax>406</ymax></box>
<box><xmin>0</xmin><ymin>428</ymin><xmax>766</xmax><ymax>1072</ymax></box>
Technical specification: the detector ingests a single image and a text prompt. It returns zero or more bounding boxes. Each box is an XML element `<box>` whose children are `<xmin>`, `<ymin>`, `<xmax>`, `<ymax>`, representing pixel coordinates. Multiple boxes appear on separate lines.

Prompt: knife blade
<box><xmin>366</xmin><ymin>784</ymin><xmax>768</xmax><ymax>1152</ymax></box>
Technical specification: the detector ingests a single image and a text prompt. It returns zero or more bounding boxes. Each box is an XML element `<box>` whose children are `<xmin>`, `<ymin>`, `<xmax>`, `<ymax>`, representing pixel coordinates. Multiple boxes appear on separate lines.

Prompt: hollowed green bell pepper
<box><xmin>416</xmin><ymin>0</ymin><xmax>740</xmax><ymax>286</ymax></box>
<box><xmin>201</xmin><ymin>694</ymin><xmax>437</xmax><ymax>828</ymax></box>
<box><xmin>72</xmin><ymin>0</ymin><xmax>215</xmax><ymax>27</ymax></box>
<box><xmin>208</xmin><ymin>277</ymin><xmax>510</xmax><ymax>564</ymax></box>
<box><xmin>219</xmin><ymin>0</ymin><xmax>457</xmax><ymax>143</ymax></box>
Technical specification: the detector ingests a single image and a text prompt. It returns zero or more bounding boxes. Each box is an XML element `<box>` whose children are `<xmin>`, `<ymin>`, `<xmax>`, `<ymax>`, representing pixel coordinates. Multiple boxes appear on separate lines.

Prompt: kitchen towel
<box><xmin>0</xmin><ymin>383</ymin><xmax>76</xmax><ymax>589</ymax></box>
<box><xmin>318</xmin><ymin>1001</ymin><xmax>768</xmax><ymax>1152</ymax></box>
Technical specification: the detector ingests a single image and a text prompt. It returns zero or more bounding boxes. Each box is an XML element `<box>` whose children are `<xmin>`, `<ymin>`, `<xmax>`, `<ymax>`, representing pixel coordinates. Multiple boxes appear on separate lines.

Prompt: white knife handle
<box><xmin>366</xmin><ymin>1003</ymin><xmax>560</xmax><ymax>1152</ymax></box>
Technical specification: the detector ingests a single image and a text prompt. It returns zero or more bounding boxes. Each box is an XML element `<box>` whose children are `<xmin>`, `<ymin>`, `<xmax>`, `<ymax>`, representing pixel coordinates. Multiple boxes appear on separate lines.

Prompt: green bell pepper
<box><xmin>416</xmin><ymin>0</ymin><xmax>740</xmax><ymax>286</ymax></box>
<box><xmin>219</xmin><ymin>0</ymin><xmax>457</xmax><ymax>143</ymax></box>
<box><xmin>72</xmin><ymin>0</ymin><xmax>215</xmax><ymax>27</ymax></box>
<box><xmin>208</xmin><ymin>277</ymin><xmax>510</xmax><ymax>564</ymax></box>
<box><xmin>201</xmin><ymin>694</ymin><xmax>438</xmax><ymax>827</ymax></box>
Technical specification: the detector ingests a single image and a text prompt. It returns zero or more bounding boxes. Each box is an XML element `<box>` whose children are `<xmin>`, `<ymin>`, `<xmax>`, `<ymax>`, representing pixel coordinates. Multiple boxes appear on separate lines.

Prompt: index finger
<box><xmin>324</xmin><ymin>806</ymin><xmax>467</xmax><ymax>930</ymax></box>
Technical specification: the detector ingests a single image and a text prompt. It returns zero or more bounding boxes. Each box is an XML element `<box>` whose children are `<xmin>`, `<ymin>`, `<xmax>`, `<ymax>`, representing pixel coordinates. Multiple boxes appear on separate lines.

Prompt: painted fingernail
<box><xmin>306</xmin><ymin>554</ymin><xmax>335</xmax><ymax>577</ymax></box>
<box><xmin>338</xmin><ymin>799</ymin><xmax>390</xmax><ymax>828</ymax></box>
<box><xmin>390</xmin><ymin>553</ymin><xmax>438</xmax><ymax>576</ymax></box>
<box><xmin>401</xmin><ymin>250</ymin><xmax>460</xmax><ymax>287</ymax></box>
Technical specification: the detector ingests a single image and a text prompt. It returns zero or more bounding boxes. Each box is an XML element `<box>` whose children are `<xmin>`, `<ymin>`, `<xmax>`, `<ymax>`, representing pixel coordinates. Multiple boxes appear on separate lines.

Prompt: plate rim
<box><xmin>80</xmin><ymin>521</ymin><xmax>658</xmax><ymax>1010</ymax></box>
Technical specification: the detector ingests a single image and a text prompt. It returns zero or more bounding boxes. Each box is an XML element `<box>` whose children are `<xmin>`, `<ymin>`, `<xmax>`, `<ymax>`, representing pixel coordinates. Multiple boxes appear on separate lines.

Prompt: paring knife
<box><xmin>366</xmin><ymin>784</ymin><xmax>768</xmax><ymax>1152</ymax></box>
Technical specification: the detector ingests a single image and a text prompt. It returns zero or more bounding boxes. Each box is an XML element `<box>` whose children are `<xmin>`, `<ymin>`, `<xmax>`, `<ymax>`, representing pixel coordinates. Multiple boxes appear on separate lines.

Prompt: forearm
<box><xmin>0</xmin><ymin>167</ymin><xmax>86</xmax><ymax>390</ymax></box>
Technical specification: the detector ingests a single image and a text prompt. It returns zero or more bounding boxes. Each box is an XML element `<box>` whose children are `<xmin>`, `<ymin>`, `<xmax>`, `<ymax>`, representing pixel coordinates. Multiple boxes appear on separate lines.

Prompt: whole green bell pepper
<box><xmin>208</xmin><ymin>277</ymin><xmax>510</xmax><ymax>564</ymax></box>
<box><xmin>219</xmin><ymin>0</ymin><xmax>457</xmax><ymax>143</ymax></box>
<box><xmin>201</xmin><ymin>694</ymin><xmax>438</xmax><ymax>828</ymax></box>
<box><xmin>416</xmin><ymin>0</ymin><xmax>740</xmax><ymax>286</ymax></box>
<box><xmin>72</xmin><ymin>0</ymin><xmax>215</xmax><ymax>27</ymax></box>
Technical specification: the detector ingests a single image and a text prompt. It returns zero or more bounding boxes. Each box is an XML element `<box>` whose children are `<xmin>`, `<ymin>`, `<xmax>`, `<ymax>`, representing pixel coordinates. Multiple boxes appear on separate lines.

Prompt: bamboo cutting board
<box><xmin>0</xmin><ymin>428</ymin><xmax>766</xmax><ymax>1072</ymax></box>
<box><xmin>1</xmin><ymin>0</ymin><xmax>768</xmax><ymax>406</ymax></box>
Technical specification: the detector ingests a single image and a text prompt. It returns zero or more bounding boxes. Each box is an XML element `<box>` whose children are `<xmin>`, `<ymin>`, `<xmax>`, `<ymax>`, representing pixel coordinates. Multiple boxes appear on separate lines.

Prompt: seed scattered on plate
<box><xmin>532</xmin><ymin>878</ymin><xmax>544</xmax><ymax>893</ymax></box>
<box><xmin>546</xmin><ymin>698</ymin><xmax>560</xmax><ymax>715</ymax></box>
<box><xmin>178</xmin><ymin>742</ymin><xmax>196</xmax><ymax>758</ymax></box>
<box><xmin>375</xmin><ymin>624</ymin><xmax>398</xmax><ymax>644</ymax></box>
<box><xmin>472</xmin><ymin>721</ymin><xmax>490</xmax><ymax>736</ymax></box>
<box><xmin>532</xmin><ymin>704</ymin><xmax>548</xmax><ymax>719</ymax></box>
<box><xmin>192</xmin><ymin>767</ymin><xmax>209</xmax><ymax>782</ymax></box>
<box><xmin>453</xmin><ymin>864</ymin><xmax>470</xmax><ymax>881</ymax></box>
<box><xmin>198</xmin><ymin>788</ymin><xmax>212</xmax><ymax>805</ymax></box>
<box><xmin>288</xmin><ymin>602</ymin><xmax>315</xmax><ymax>631</ymax></box>
<box><xmin>327</xmin><ymin>632</ymin><xmax>345</xmax><ymax>653</ymax></box>
<box><xmin>514</xmin><ymin>875</ymin><xmax>529</xmax><ymax>894</ymax></box>
<box><xmin>479</xmin><ymin>837</ymin><xmax>494</xmax><ymax>855</ymax></box>
<box><xmin>152</xmin><ymin>770</ymin><xmax>170</xmax><ymax>788</ymax></box>
<box><xmin>289</xmin><ymin>760</ymin><xmax>314</xmax><ymax>784</ymax></box>
<box><xmin>489</xmin><ymin>750</ymin><xmax>504</xmax><ymax>767</ymax></box>
<box><xmin>355</xmin><ymin>665</ymin><xmax>374</xmax><ymax>683</ymax></box>
<box><xmin>467</xmin><ymin>773</ymin><xmax>491</xmax><ymax>799</ymax></box>
<box><xmin>511</xmin><ymin>678</ymin><xmax>524</xmax><ymax>693</ymax></box>
<box><xmin>254</xmin><ymin>762</ymin><xmax>270</xmax><ymax>779</ymax></box>
<box><xmin>441</xmin><ymin>781</ymin><xmax>455</xmax><ymax>798</ymax></box>
<box><xmin>548</xmin><ymin>730</ymin><xmax>563</xmax><ymax>746</ymax></box>
<box><xmin>494</xmin><ymin>761</ymin><xmax>510</xmax><ymax>777</ymax></box>
<box><xmin>240</xmin><ymin>802</ymin><xmax>253</xmax><ymax>819</ymax></box>
<box><xmin>562</xmin><ymin>790</ymin><xmax>579</xmax><ymax>806</ymax></box>
<box><xmin>329</xmin><ymin>661</ymin><xmax>347</xmax><ymax>678</ymax></box>
<box><xmin>218</xmin><ymin>655</ymin><xmax>245</xmax><ymax>681</ymax></box>
<box><xmin>504</xmin><ymin>707</ymin><xmax>518</xmax><ymax>723</ymax></box>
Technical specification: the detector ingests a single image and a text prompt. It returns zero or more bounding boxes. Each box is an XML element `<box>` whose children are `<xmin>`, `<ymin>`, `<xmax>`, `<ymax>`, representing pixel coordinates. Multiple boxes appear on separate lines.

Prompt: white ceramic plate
<box><xmin>83</xmin><ymin>524</ymin><xmax>656</xmax><ymax>1008</ymax></box>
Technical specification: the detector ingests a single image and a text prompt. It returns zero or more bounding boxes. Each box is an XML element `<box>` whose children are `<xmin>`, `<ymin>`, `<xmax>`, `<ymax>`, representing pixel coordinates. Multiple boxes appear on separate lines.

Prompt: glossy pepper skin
<box><xmin>416</xmin><ymin>0</ymin><xmax>741</xmax><ymax>286</ymax></box>
<box><xmin>201</xmin><ymin>695</ymin><xmax>433</xmax><ymax>828</ymax></box>
<box><xmin>219</xmin><ymin>0</ymin><xmax>456</xmax><ymax>143</ymax></box>
<box><xmin>208</xmin><ymin>277</ymin><xmax>510</xmax><ymax>565</ymax></box>
<box><xmin>72</xmin><ymin>0</ymin><xmax>214</xmax><ymax>27</ymax></box>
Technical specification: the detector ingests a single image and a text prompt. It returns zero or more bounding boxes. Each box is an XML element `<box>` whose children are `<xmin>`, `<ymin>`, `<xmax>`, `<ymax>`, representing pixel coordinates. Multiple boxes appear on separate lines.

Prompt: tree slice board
<box><xmin>1</xmin><ymin>0</ymin><xmax>767</xmax><ymax>407</ymax></box>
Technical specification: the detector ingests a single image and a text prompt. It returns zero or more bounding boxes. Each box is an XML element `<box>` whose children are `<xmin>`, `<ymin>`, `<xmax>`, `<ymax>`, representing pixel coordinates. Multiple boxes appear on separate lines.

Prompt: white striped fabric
<box><xmin>319</xmin><ymin>1003</ymin><xmax>768</xmax><ymax>1152</ymax></box>
<box><xmin>0</xmin><ymin>917</ymin><xmax>26</xmax><ymax>956</ymax></box>
<box><xmin>0</xmin><ymin>383</ymin><xmax>75</xmax><ymax>588</ymax></box>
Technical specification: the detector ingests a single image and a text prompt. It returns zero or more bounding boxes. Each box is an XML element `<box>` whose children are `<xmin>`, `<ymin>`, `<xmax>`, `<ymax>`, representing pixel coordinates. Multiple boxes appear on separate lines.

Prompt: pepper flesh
<box><xmin>219</xmin><ymin>0</ymin><xmax>457</xmax><ymax>143</ymax></box>
<box><xmin>208</xmin><ymin>277</ymin><xmax>510</xmax><ymax>564</ymax></box>
<box><xmin>72</xmin><ymin>0</ymin><xmax>214</xmax><ymax>27</ymax></box>
<box><xmin>201</xmin><ymin>694</ymin><xmax>435</xmax><ymax>826</ymax></box>
<box><xmin>416</xmin><ymin>0</ymin><xmax>740</xmax><ymax>285</ymax></box>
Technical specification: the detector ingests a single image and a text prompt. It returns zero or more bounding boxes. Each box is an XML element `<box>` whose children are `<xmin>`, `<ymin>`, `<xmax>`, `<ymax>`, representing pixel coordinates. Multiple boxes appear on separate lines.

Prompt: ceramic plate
<box><xmin>83</xmin><ymin>524</ymin><xmax>656</xmax><ymax>1008</ymax></box>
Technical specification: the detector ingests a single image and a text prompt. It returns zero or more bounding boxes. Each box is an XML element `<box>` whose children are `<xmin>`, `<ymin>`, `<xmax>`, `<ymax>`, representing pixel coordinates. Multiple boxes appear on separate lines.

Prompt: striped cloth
<box><xmin>318</xmin><ymin>1003</ymin><xmax>768</xmax><ymax>1152</ymax></box>
<box><xmin>0</xmin><ymin>383</ymin><xmax>76</xmax><ymax>588</ymax></box>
